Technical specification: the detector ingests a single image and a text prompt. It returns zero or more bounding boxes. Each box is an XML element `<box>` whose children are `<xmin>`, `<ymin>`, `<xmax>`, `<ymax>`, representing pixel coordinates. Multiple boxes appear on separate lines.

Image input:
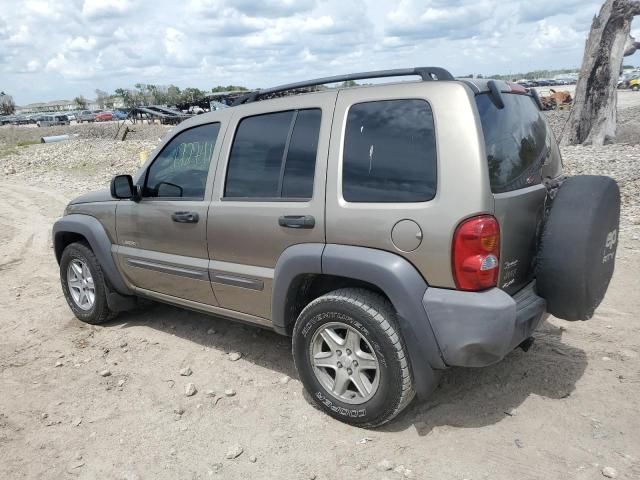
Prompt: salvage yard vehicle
<box><xmin>95</xmin><ymin>111</ymin><xmax>113</xmax><ymax>122</ymax></box>
<box><xmin>53</xmin><ymin>67</ymin><xmax>621</xmax><ymax>427</ymax></box>
<box><xmin>76</xmin><ymin>110</ymin><xmax>96</xmax><ymax>123</ymax></box>
<box><xmin>37</xmin><ymin>114</ymin><xmax>70</xmax><ymax>127</ymax></box>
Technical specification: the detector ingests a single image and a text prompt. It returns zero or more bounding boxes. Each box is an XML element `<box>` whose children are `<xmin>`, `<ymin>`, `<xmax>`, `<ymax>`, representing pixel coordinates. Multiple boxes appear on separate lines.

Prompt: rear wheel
<box><xmin>293</xmin><ymin>288</ymin><xmax>414</xmax><ymax>427</ymax></box>
<box><xmin>60</xmin><ymin>242</ymin><xmax>114</xmax><ymax>324</ymax></box>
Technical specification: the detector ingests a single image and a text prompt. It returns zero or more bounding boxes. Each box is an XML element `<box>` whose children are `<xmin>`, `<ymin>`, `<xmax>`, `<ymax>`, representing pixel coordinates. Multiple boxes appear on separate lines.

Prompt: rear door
<box><xmin>475</xmin><ymin>92</ymin><xmax>562</xmax><ymax>294</ymax></box>
<box><xmin>114</xmin><ymin>121</ymin><xmax>224</xmax><ymax>304</ymax></box>
<box><xmin>207</xmin><ymin>92</ymin><xmax>335</xmax><ymax>320</ymax></box>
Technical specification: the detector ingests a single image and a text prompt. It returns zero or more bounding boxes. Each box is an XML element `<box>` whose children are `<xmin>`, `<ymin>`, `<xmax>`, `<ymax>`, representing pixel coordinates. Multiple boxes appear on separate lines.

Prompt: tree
<box><xmin>181</xmin><ymin>87</ymin><xmax>206</xmax><ymax>104</ymax></box>
<box><xmin>95</xmin><ymin>89</ymin><xmax>109</xmax><ymax>109</ymax></box>
<box><xmin>0</xmin><ymin>92</ymin><xmax>16</xmax><ymax>115</ymax></box>
<box><xmin>166</xmin><ymin>85</ymin><xmax>182</xmax><ymax>105</ymax></box>
<box><xmin>562</xmin><ymin>0</ymin><xmax>640</xmax><ymax>146</ymax></box>
<box><xmin>211</xmin><ymin>85</ymin><xmax>248</xmax><ymax>92</ymax></box>
<box><xmin>74</xmin><ymin>95</ymin><xmax>88</xmax><ymax>109</ymax></box>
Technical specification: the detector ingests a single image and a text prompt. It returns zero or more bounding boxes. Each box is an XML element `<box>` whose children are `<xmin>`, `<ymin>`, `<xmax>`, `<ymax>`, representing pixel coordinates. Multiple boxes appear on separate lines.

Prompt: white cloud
<box><xmin>0</xmin><ymin>0</ymin><xmax>623</xmax><ymax>104</ymax></box>
<box><xmin>82</xmin><ymin>0</ymin><xmax>132</xmax><ymax>19</ymax></box>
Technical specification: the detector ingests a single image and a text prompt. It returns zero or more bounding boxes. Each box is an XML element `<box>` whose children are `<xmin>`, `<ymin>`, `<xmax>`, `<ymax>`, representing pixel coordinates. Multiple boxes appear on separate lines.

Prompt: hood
<box><xmin>69</xmin><ymin>188</ymin><xmax>113</xmax><ymax>205</ymax></box>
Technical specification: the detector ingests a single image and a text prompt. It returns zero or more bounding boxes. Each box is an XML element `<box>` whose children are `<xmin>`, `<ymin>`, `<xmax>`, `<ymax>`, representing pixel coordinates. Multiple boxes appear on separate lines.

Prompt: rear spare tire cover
<box><xmin>536</xmin><ymin>175</ymin><xmax>620</xmax><ymax>321</ymax></box>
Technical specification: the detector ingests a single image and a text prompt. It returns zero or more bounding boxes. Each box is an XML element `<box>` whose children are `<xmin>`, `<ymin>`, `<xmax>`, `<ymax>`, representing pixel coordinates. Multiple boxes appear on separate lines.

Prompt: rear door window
<box><xmin>342</xmin><ymin>99</ymin><xmax>437</xmax><ymax>203</ymax></box>
<box><xmin>476</xmin><ymin>93</ymin><xmax>561</xmax><ymax>193</ymax></box>
<box><xmin>224</xmin><ymin>108</ymin><xmax>321</xmax><ymax>200</ymax></box>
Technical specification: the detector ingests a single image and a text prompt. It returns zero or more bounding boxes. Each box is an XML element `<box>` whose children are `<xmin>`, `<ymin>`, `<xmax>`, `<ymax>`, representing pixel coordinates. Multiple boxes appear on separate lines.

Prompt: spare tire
<box><xmin>536</xmin><ymin>175</ymin><xmax>620</xmax><ymax>321</ymax></box>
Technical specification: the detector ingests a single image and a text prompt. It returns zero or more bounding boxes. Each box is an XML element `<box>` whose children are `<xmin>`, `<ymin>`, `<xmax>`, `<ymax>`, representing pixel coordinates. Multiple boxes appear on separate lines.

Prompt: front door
<box><xmin>207</xmin><ymin>92</ymin><xmax>336</xmax><ymax>320</ymax></box>
<box><xmin>114</xmin><ymin>121</ymin><xmax>223</xmax><ymax>305</ymax></box>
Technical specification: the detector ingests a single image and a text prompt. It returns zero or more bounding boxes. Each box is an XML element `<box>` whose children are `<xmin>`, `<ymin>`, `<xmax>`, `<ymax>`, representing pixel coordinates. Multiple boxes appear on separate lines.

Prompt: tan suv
<box><xmin>53</xmin><ymin>67</ymin><xmax>620</xmax><ymax>427</ymax></box>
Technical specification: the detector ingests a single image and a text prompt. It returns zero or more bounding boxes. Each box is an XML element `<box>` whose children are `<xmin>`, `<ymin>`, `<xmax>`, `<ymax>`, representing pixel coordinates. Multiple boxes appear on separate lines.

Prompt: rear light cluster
<box><xmin>452</xmin><ymin>215</ymin><xmax>500</xmax><ymax>291</ymax></box>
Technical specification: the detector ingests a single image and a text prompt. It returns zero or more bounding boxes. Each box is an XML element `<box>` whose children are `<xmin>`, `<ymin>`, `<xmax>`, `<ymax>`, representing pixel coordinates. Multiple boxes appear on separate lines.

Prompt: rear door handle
<box><xmin>278</xmin><ymin>215</ymin><xmax>315</xmax><ymax>229</ymax></box>
<box><xmin>172</xmin><ymin>211</ymin><xmax>199</xmax><ymax>223</ymax></box>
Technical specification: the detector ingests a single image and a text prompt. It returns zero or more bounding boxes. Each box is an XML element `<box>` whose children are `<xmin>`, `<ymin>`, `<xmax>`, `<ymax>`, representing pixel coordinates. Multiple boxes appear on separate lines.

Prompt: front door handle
<box><xmin>172</xmin><ymin>211</ymin><xmax>199</xmax><ymax>223</ymax></box>
<box><xmin>278</xmin><ymin>215</ymin><xmax>315</xmax><ymax>229</ymax></box>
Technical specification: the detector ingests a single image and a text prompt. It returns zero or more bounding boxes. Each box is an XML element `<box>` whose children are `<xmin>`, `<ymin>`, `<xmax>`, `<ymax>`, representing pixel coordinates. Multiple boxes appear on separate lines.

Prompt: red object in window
<box><xmin>507</xmin><ymin>82</ymin><xmax>528</xmax><ymax>94</ymax></box>
<box><xmin>452</xmin><ymin>215</ymin><xmax>500</xmax><ymax>291</ymax></box>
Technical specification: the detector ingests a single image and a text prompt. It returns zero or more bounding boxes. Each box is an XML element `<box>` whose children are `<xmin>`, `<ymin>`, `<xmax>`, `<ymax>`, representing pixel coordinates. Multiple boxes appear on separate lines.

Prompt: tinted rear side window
<box><xmin>476</xmin><ymin>93</ymin><xmax>559</xmax><ymax>193</ymax></box>
<box><xmin>225</xmin><ymin>109</ymin><xmax>321</xmax><ymax>199</ymax></box>
<box><xmin>281</xmin><ymin>109</ymin><xmax>321</xmax><ymax>198</ymax></box>
<box><xmin>342</xmin><ymin>99</ymin><xmax>436</xmax><ymax>203</ymax></box>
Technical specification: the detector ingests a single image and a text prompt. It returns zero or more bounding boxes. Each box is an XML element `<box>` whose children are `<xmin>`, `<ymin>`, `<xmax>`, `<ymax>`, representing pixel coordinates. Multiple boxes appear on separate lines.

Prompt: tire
<box><xmin>632</xmin><ymin>85</ymin><xmax>639</xmax><ymax>92</ymax></box>
<box><xmin>292</xmin><ymin>288</ymin><xmax>415</xmax><ymax>427</ymax></box>
<box><xmin>536</xmin><ymin>175</ymin><xmax>620</xmax><ymax>321</ymax></box>
<box><xmin>60</xmin><ymin>242</ymin><xmax>114</xmax><ymax>324</ymax></box>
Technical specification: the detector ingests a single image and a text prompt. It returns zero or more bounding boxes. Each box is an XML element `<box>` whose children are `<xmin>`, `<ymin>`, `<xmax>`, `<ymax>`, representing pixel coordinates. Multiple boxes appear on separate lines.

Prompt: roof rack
<box><xmin>233</xmin><ymin>66</ymin><xmax>454</xmax><ymax>106</ymax></box>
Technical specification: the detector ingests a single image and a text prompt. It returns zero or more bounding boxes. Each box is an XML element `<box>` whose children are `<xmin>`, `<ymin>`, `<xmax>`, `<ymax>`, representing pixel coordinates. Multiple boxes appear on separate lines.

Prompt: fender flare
<box><xmin>272</xmin><ymin>243</ymin><xmax>445</xmax><ymax>398</ymax></box>
<box><xmin>52</xmin><ymin>214</ymin><xmax>132</xmax><ymax>295</ymax></box>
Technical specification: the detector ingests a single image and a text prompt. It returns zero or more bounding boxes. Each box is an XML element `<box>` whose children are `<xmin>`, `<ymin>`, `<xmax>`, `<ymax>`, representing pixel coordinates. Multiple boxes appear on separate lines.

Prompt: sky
<box><xmin>1</xmin><ymin>0</ymin><xmax>638</xmax><ymax>105</ymax></box>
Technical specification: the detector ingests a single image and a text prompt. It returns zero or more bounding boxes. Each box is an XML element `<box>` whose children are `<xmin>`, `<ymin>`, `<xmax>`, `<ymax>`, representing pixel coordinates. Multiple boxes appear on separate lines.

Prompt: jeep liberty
<box><xmin>53</xmin><ymin>67</ymin><xmax>621</xmax><ymax>427</ymax></box>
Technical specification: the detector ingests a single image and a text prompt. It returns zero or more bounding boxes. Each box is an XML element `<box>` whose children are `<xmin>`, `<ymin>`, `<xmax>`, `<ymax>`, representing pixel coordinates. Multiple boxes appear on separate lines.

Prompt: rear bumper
<box><xmin>423</xmin><ymin>281</ymin><xmax>547</xmax><ymax>367</ymax></box>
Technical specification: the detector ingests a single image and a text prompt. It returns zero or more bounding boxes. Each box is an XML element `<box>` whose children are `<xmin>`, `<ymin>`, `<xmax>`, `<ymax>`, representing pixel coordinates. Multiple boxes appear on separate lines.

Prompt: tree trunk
<box><xmin>562</xmin><ymin>0</ymin><xmax>640</xmax><ymax>146</ymax></box>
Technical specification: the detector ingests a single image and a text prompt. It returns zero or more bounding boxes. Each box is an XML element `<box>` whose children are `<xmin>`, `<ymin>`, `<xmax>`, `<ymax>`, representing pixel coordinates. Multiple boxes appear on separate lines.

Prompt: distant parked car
<box><xmin>77</xmin><ymin>110</ymin><xmax>96</xmax><ymax>123</ymax></box>
<box><xmin>10</xmin><ymin>115</ymin><xmax>30</xmax><ymax>125</ymax></box>
<box><xmin>95</xmin><ymin>112</ymin><xmax>113</xmax><ymax>122</ymax></box>
<box><xmin>66</xmin><ymin>113</ymin><xmax>77</xmax><ymax>121</ymax></box>
<box><xmin>37</xmin><ymin>114</ymin><xmax>70</xmax><ymax>127</ymax></box>
<box><xmin>111</xmin><ymin>110</ymin><xmax>128</xmax><ymax>120</ymax></box>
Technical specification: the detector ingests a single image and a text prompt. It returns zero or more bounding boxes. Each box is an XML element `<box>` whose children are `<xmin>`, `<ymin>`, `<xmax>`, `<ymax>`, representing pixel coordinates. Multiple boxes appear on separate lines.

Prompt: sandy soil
<box><xmin>1</xmin><ymin>96</ymin><xmax>640</xmax><ymax>479</ymax></box>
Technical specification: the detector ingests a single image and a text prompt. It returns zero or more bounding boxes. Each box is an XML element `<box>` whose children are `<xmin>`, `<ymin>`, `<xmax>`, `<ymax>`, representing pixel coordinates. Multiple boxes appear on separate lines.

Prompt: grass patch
<box><xmin>17</xmin><ymin>139</ymin><xmax>41</xmax><ymax>147</ymax></box>
<box><xmin>0</xmin><ymin>145</ymin><xmax>18</xmax><ymax>159</ymax></box>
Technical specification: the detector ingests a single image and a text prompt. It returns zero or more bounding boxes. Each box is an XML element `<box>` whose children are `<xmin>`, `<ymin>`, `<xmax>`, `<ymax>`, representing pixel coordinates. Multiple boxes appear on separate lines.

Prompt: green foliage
<box><xmin>73</xmin><ymin>95</ymin><xmax>88</xmax><ymax>109</ymax></box>
<box><xmin>0</xmin><ymin>92</ymin><xmax>16</xmax><ymax>115</ymax></box>
<box><xmin>180</xmin><ymin>87</ymin><xmax>206</xmax><ymax>103</ymax></box>
<box><xmin>17</xmin><ymin>139</ymin><xmax>40</xmax><ymax>147</ymax></box>
<box><xmin>211</xmin><ymin>85</ymin><xmax>248</xmax><ymax>92</ymax></box>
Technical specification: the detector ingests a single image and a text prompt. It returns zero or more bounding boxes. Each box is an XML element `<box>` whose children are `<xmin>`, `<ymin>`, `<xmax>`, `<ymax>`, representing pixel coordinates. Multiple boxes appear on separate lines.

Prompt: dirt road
<box><xmin>1</xmin><ymin>179</ymin><xmax>639</xmax><ymax>480</ymax></box>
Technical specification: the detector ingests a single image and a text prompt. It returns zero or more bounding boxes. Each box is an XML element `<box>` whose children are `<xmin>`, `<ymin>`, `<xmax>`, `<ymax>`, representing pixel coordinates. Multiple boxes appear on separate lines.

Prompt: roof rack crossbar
<box><xmin>233</xmin><ymin>66</ymin><xmax>454</xmax><ymax>105</ymax></box>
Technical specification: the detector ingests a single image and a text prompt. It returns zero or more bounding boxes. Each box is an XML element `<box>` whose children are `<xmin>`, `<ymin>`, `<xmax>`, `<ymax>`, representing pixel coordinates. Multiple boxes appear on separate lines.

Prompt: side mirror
<box><xmin>110</xmin><ymin>175</ymin><xmax>137</xmax><ymax>200</ymax></box>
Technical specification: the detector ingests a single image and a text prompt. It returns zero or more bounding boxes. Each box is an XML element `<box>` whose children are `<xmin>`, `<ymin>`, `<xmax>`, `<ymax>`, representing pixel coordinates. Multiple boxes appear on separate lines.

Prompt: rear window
<box><xmin>476</xmin><ymin>93</ymin><xmax>559</xmax><ymax>193</ymax></box>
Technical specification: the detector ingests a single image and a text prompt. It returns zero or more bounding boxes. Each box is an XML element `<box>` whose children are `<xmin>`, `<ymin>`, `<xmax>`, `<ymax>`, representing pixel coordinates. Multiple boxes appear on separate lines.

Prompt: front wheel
<box><xmin>60</xmin><ymin>242</ymin><xmax>114</xmax><ymax>324</ymax></box>
<box><xmin>292</xmin><ymin>288</ymin><xmax>415</xmax><ymax>427</ymax></box>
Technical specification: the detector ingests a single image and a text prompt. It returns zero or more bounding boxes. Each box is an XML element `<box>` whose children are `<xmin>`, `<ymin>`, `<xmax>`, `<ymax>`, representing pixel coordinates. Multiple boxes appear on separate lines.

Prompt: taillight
<box><xmin>452</xmin><ymin>215</ymin><xmax>500</xmax><ymax>291</ymax></box>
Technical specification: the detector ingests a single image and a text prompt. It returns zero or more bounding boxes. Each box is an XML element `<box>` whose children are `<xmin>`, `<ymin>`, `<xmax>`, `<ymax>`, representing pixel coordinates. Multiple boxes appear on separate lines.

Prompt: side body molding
<box><xmin>52</xmin><ymin>214</ymin><xmax>132</xmax><ymax>295</ymax></box>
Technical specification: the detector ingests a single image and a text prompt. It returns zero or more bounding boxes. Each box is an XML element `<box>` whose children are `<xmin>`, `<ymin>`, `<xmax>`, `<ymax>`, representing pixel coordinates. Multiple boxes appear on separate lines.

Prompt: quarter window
<box><xmin>342</xmin><ymin>99</ymin><xmax>437</xmax><ymax>202</ymax></box>
<box><xmin>144</xmin><ymin>123</ymin><xmax>220</xmax><ymax>199</ymax></box>
<box><xmin>224</xmin><ymin>109</ymin><xmax>321</xmax><ymax>199</ymax></box>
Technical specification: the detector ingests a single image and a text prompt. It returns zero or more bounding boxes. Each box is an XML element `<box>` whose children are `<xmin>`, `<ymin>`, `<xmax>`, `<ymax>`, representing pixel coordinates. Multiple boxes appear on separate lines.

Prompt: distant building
<box><xmin>17</xmin><ymin>96</ymin><xmax>125</xmax><ymax>114</ymax></box>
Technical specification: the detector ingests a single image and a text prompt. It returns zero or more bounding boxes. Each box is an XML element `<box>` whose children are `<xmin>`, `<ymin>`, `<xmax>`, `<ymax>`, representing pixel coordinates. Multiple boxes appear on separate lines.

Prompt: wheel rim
<box><xmin>66</xmin><ymin>259</ymin><xmax>95</xmax><ymax>311</ymax></box>
<box><xmin>310</xmin><ymin>322</ymin><xmax>380</xmax><ymax>405</ymax></box>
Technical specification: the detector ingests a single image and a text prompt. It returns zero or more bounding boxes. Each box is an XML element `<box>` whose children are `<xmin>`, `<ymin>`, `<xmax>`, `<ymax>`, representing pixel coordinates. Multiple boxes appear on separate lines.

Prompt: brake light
<box><xmin>452</xmin><ymin>215</ymin><xmax>500</xmax><ymax>291</ymax></box>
